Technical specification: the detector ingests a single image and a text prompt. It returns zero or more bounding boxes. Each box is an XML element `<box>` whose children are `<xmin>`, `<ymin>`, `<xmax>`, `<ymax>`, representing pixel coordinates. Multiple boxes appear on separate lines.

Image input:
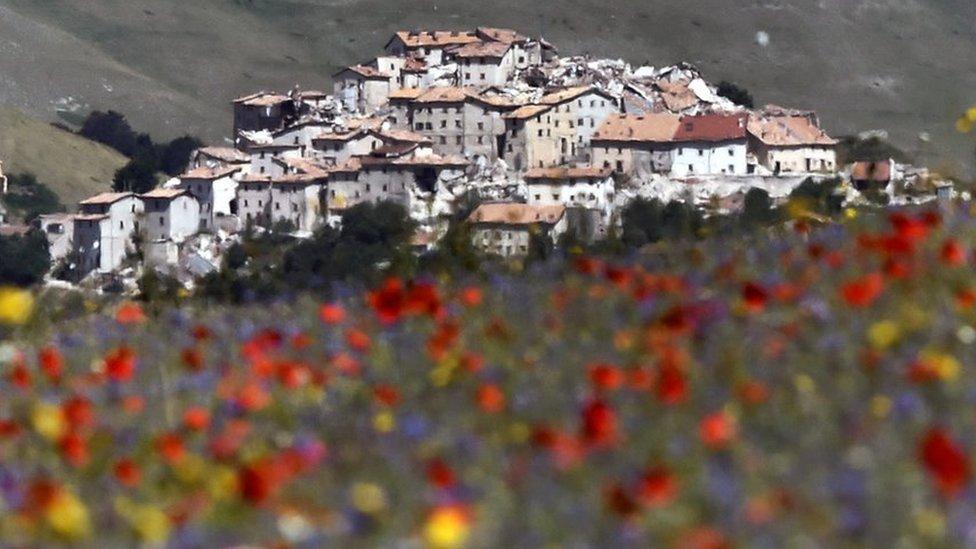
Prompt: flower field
<box><xmin>4</xmin><ymin>206</ymin><xmax>976</xmax><ymax>546</ymax></box>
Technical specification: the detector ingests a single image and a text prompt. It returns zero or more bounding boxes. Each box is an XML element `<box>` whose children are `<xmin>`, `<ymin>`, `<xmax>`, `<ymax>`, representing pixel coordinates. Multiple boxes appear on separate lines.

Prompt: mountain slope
<box><xmin>0</xmin><ymin>107</ymin><xmax>127</xmax><ymax>207</ymax></box>
<box><xmin>1</xmin><ymin>0</ymin><xmax>975</xmax><ymax>176</ymax></box>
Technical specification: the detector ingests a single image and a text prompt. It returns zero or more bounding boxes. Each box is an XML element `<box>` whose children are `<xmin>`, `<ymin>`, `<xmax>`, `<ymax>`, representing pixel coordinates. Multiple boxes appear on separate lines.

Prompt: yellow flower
<box><xmin>508</xmin><ymin>422</ymin><xmax>531</xmax><ymax>444</ymax></box>
<box><xmin>868</xmin><ymin>320</ymin><xmax>900</xmax><ymax>350</ymax></box>
<box><xmin>920</xmin><ymin>350</ymin><xmax>960</xmax><ymax>381</ymax></box>
<box><xmin>373</xmin><ymin>411</ymin><xmax>396</xmax><ymax>433</ymax></box>
<box><xmin>843</xmin><ymin>207</ymin><xmax>858</xmax><ymax>220</ymax></box>
<box><xmin>870</xmin><ymin>395</ymin><xmax>892</xmax><ymax>419</ymax></box>
<box><xmin>957</xmin><ymin>117</ymin><xmax>973</xmax><ymax>134</ymax></box>
<box><xmin>794</xmin><ymin>374</ymin><xmax>815</xmax><ymax>394</ymax></box>
<box><xmin>423</xmin><ymin>506</ymin><xmax>470</xmax><ymax>548</ymax></box>
<box><xmin>966</xmin><ymin>106</ymin><xmax>976</xmax><ymax>123</ymax></box>
<box><xmin>350</xmin><ymin>482</ymin><xmax>388</xmax><ymax>514</ymax></box>
<box><xmin>206</xmin><ymin>465</ymin><xmax>239</xmax><ymax>502</ymax></box>
<box><xmin>916</xmin><ymin>507</ymin><xmax>946</xmax><ymax>538</ymax></box>
<box><xmin>174</xmin><ymin>453</ymin><xmax>207</xmax><ymax>484</ymax></box>
<box><xmin>0</xmin><ymin>287</ymin><xmax>33</xmax><ymax>325</ymax></box>
<box><xmin>46</xmin><ymin>489</ymin><xmax>91</xmax><ymax>540</ymax></box>
<box><xmin>115</xmin><ymin>497</ymin><xmax>171</xmax><ymax>544</ymax></box>
<box><xmin>31</xmin><ymin>402</ymin><xmax>66</xmax><ymax>441</ymax></box>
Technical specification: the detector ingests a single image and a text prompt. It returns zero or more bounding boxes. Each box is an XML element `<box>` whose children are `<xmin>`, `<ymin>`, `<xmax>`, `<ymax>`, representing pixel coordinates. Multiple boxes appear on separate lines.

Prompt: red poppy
<box><xmin>476</xmin><ymin>383</ymin><xmax>505</xmax><ymax>414</ymax></box>
<box><xmin>742</xmin><ymin>282</ymin><xmax>768</xmax><ymax>313</ymax></box>
<box><xmin>113</xmin><ymin>458</ymin><xmax>141</xmax><ymax>488</ymax></box>
<box><xmin>426</xmin><ymin>458</ymin><xmax>456</xmax><ymax>489</ymax></box>
<box><xmin>38</xmin><ymin>347</ymin><xmax>63</xmax><ymax>384</ymax></box>
<box><xmin>405</xmin><ymin>282</ymin><xmax>443</xmax><ymax>318</ymax></box>
<box><xmin>636</xmin><ymin>466</ymin><xmax>679</xmax><ymax>508</ymax></box>
<box><xmin>459</xmin><ymin>286</ymin><xmax>483</xmax><ymax>307</ymax></box>
<box><xmin>580</xmin><ymin>399</ymin><xmax>618</xmax><ymax>446</ymax></box>
<box><xmin>345</xmin><ymin>328</ymin><xmax>372</xmax><ymax>353</ymax></box>
<box><xmin>62</xmin><ymin>395</ymin><xmax>94</xmax><ymax>431</ymax></box>
<box><xmin>181</xmin><ymin>347</ymin><xmax>204</xmax><ymax>372</ymax></box>
<box><xmin>319</xmin><ymin>303</ymin><xmax>346</xmax><ymax>325</ymax></box>
<box><xmin>58</xmin><ymin>432</ymin><xmax>89</xmax><ymax>468</ymax></box>
<box><xmin>841</xmin><ymin>273</ymin><xmax>884</xmax><ymax>308</ymax></box>
<box><xmin>332</xmin><ymin>353</ymin><xmax>361</xmax><ymax>377</ymax></box>
<box><xmin>890</xmin><ymin>212</ymin><xmax>929</xmax><ymax>243</ymax></box>
<box><xmin>115</xmin><ymin>302</ymin><xmax>146</xmax><ymax>325</ymax></box>
<box><xmin>459</xmin><ymin>352</ymin><xmax>484</xmax><ymax>373</ymax></box>
<box><xmin>699</xmin><ymin>411</ymin><xmax>736</xmax><ymax>450</ymax></box>
<box><xmin>239</xmin><ymin>462</ymin><xmax>276</xmax><ymax>505</ymax></box>
<box><xmin>920</xmin><ymin>427</ymin><xmax>971</xmax><ymax>498</ymax></box>
<box><xmin>183</xmin><ymin>407</ymin><xmax>211</xmax><ymax>432</ymax></box>
<box><xmin>588</xmin><ymin>363</ymin><xmax>625</xmax><ymax>391</ymax></box>
<box><xmin>156</xmin><ymin>432</ymin><xmax>186</xmax><ymax>465</ymax></box>
<box><xmin>276</xmin><ymin>361</ymin><xmax>311</xmax><ymax>389</ymax></box>
<box><xmin>736</xmin><ymin>380</ymin><xmax>770</xmax><ymax>406</ymax></box>
<box><xmin>368</xmin><ymin>278</ymin><xmax>406</xmax><ymax>324</ymax></box>
<box><xmin>427</xmin><ymin>320</ymin><xmax>460</xmax><ymax>361</ymax></box>
<box><xmin>8</xmin><ymin>359</ymin><xmax>30</xmax><ymax>389</ymax></box>
<box><xmin>373</xmin><ymin>385</ymin><xmax>401</xmax><ymax>407</ymax></box>
<box><xmin>0</xmin><ymin>419</ymin><xmax>22</xmax><ymax>438</ymax></box>
<box><xmin>605</xmin><ymin>482</ymin><xmax>640</xmax><ymax>517</ymax></box>
<box><xmin>236</xmin><ymin>382</ymin><xmax>271</xmax><ymax>412</ymax></box>
<box><xmin>656</xmin><ymin>365</ymin><xmax>688</xmax><ymax>405</ymax></box>
<box><xmin>105</xmin><ymin>347</ymin><xmax>136</xmax><ymax>383</ymax></box>
<box><xmin>941</xmin><ymin>239</ymin><xmax>967</xmax><ymax>266</ymax></box>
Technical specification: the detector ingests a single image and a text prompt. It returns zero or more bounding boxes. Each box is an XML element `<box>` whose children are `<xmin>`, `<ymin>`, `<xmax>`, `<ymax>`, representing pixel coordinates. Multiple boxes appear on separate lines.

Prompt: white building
<box><xmin>139</xmin><ymin>188</ymin><xmax>200</xmax><ymax>243</ymax></box>
<box><xmin>73</xmin><ymin>192</ymin><xmax>144</xmax><ymax>276</ymax></box>
<box><xmin>448</xmin><ymin>41</ymin><xmax>516</xmax><ymax>86</ymax></box>
<box><xmin>269</xmin><ymin>174</ymin><xmax>325</xmax><ymax>233</ymax></box>
<box><xmin>467</xmin><ymin>202</ymin><xmax>568</xmax><ymax>258</ymax></box>
<box><xmin>747</xmin><ymin>107</ymin><xmax>838</xmax><ymax>174</ymax></box>
<box><xmin>177</xmin><ymin>166</ymin><xmax>243</xmax><ymax>231</ymax></box>
<box><xmin>384</xmin><ymin>31</ymin><xmax>481</xmax><ymax>68</ymax></box>
<box><xmin>523</xmin><ymin>166</ymin><xmax>615</xmax><ymax>218</ymax></box>
<box><xmin>332</xmin><ymin>65</ymin><xmax>395</xmax><ymax>113</ymax></box>
<box><xmin>189</xmin><ymin>147</ymin><xmax>251</xmax><ymax>172</ymax></box>
<box><xmin>670</xmin><ymin>114</ymin><xmax>749</xmax><ymax>177</ymax></box>
<box><xmin>37</xmin><ymin>213</ymin><xmax>76</xmax><ymax>262</ymax></box>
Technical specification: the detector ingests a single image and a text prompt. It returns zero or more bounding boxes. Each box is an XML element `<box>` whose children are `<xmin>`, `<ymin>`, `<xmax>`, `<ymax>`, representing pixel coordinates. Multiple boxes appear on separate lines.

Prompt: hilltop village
<box><xmin>4</xmin><ymin>28</ymin><xmax>957</xmax><ymax>287</ymax></box>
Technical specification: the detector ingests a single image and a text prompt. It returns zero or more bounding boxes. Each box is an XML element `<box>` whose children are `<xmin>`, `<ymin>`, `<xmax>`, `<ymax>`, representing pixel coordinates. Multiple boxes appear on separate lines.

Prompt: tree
<box><xmin>621</xmin><ymin>197</ymin><xmax>664</xmax><ymax>248</ymax></box>
<box><xmin>79</xmin><ymin>110</ymin><xmax>139</xmax><ymax>156</ymax></box>
<box><xmin>0</xmin><ymin>230</ymin><xmax>50</xmax><ymax>286</ymax></box>
<box><xmin>419</xmin><ymin>220</ymin><xmax>481</xmax><ymax>275</ymax></box>
<box><xmin>741</xmin><ymin>187</ymin><xmax>776</xmax><ymax>227</ymax></box>
<box><xmin>113</xmin><ymin>154</ymin><xmax>158</xmax><ymax>194</ymax></box>
<box><xmin>661</xmin><ymin>200</ymin><xmax>702</xmax><ymax>239</ymax></box>
<box><xmin>159</xmin><ymin>136</ymin><xmax>204</xmax><ymax>176</ymax></box>
<box><xmin>716</xmin><ymin>81</ymin><xmax>754</xmax><ymax>108</ymax></box>
<box><xmin>2</xmin><ymin>173</ymin><xmax>64</xmax><ymax>222</ymax></box>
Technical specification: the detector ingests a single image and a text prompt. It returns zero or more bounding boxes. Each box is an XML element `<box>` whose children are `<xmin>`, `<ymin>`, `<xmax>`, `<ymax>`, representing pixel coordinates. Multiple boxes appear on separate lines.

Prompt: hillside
<box><xmin>0</xmin><ymin>107</ymin><xmax>127</xmax><ymax>207</ymax></box>
<box><xmin>1</xmin><ymin>0</ymin><xmax>975</xmax><ymax>176</ymax></box>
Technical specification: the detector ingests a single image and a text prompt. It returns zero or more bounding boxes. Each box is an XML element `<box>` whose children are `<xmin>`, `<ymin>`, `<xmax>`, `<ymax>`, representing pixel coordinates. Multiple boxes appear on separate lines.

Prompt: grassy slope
<box><xmin>0</xmin><ymin>107</ymin><xmax>127</xmax><ymax>208</ymax></box>
<box><xmin>1</xmin><ymin>0</ymin><xmax>975</xmax><ymax>176</ymax></box>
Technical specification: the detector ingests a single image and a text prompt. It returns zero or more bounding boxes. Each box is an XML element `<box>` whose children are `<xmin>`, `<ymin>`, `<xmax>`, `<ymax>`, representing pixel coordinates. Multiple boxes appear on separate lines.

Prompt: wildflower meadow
<box><xmin>3</xmin><ymin>205</ymin><xmax>976</xmax><ymax>546</ymax></box>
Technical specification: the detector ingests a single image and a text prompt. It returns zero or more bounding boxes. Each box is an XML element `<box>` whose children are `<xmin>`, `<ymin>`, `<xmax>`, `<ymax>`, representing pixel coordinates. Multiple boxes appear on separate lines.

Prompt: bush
<box><xmin>112</xmin><ymin>154</ymin><xmax>159</xmax><ymax>194</ymax></box>
<box><xmin>2</xmin><ymin>173</ymin><xmax>64</xmax><ymax>222</ymax></box>
<box><xmin>717</xmin><ymin>81</ymin><xmax>755</xmax><ymax>108</ymax></box>
<box><xmin>79</xmin><ymin>110</ymin><xmax>139</xmax><ymax>156</ymax></box>
<box><xmin>741</xmin><ymin>187</ymin><xmax>777</xmax><ymax>227</ymax></box>
<box><xmin>0</xmin><ymin>229</ymin><xmax>50</xmax><ymax>286</ymax></box>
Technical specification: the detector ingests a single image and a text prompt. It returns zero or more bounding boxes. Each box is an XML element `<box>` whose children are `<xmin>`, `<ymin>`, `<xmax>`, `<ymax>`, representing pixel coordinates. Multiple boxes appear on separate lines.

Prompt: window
<box><xmin>366</xmin><ymin>184</ymin><xmax>371</xmax><ymax>192</ymax></box>
<box><xmin>616</xmin><ymin>161</ymin><xmax>623</xmax><ymax>172</ymax></box>
<box><xmin>294</xmin><ymin>137</ymin><xmax>300</xmax><ymax>144</ymax></box>
<box><xmin>480</xmin><ymin>73</ymin><xmax>486</xmax><ymax>80</ymax></box>
<box><xmin>258</xmin><ymin>200</ymin><xmax>263</xmax><ymax>207</ymax></box>
<box><xmin>456</xmin><ymin>136</ymin><xmax>462</xmax><ymax>144</ymax></box>
<box><xmin>728</xmin><ymin>149</ymin><xmax>734</xmax><ymax>156</ymax></box>
<box><xmin>426</xmin><ymin>123</ymin><xmax>432</xmax><ymax>130</ymax></box>
<box><xmin>698</xmin><ymin>149</ymin><xmax>704</xmax><ymax>156</ymax></box>
<box><xmin>415</xmin><ymin>123</ymin><xmax>423</xmax><ymax>130</ymax></box>
<box><xmin>440</xmin><ymin>120</ymin><xmax>447</xmax><ymax>128</ymax></box>
<box><xmin>477</xmin><ymin>122</ymin><xmax>484</xmax><ymax>130</ymax></box>
<box><xmin>455</xmin><ymin>120</ymin><xmax>462</xmax><ymax>129</ymax></box>
<box><xmin>728</xmin><ymin>165</ymin><xmax>734</xmax><ymax>172</ymax></box>
<box><xmin>275</xmin><ymin>202</ymin><xmax>280</xmax><ymax>210</ymax></box>
<box><xmin>440</xmin><ymin>136</ymin><xmax>446</xmax><ymax>144</ymax></box>
<box><xmin>538</xmin><ymin>130</ymin><xmax>543</xmax><ymax>137</ymax></box>
<box><xmin>244</xmin><ymin>200</ymin><xmax>249</xmax><ymax>207</ymax></box>
<box><xmin>477</xmin><ymin>136</ymin><xmax>483</xmax><ymax>144</ymax></box>
<box><xmin>382</xmin><ymin>185</ymin><xmax>388</xmax><ymax>192</ymax></box>
<box><xmin>292</xmin><ymin>204</ymin><xmax>298</xmax><ymax>212</ymax></box>
<box><xmin>159</xmin><ymin>216</ymin><xmax>164</xmax><ymax>227</ymax></box>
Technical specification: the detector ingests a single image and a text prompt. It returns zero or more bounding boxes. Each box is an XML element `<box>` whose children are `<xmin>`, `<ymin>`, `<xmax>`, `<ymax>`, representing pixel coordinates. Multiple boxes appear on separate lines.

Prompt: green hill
<box><xmin>0</xmin><ymin>107</ymin><xmax>127</xmax><ymax>208</ymax></box>
<box><xmin>1</xmin><ymin>0</ymin><xmax>975</xmax><ymax>176</ymax></box>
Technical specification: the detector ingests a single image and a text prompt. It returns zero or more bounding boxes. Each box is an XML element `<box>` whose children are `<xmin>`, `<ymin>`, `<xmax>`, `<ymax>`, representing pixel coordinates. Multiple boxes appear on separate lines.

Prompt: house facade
<box><xmin>177</xmin><ymin>166</ymin><xmax>243</xmax><ymax>231</ymax></box>
<box><xmin>333</xmin><ymin>65</ymin><xmax>396</xmax><ymax>113</ymax></box>
<box><xmin>747</xmin><ymin>108</ymin><xmax>838</xmax><ymax>174</ymax></box>
<box><xmin>670</xmin><ymin>114</ymin><xmax>749</xmax><ymax>177</ymax></box>
<box><xmin>139</xmin><ymin>188</ymin><xmax>200</xmax><ymax>243</ymax></box>
<box><xmin>592</xmin><ymin>113</ymin><xmax>682</xmax><ymax>176</ymax></box>
<box><xmin>467</xmin><ymin>202</ymin><xmax>568</xmax><ymax>258</ymax></box>
<box><xmin>73</xmin><ymin>192</ymin><xmax>144</xmax><ymax>276</ymax></box>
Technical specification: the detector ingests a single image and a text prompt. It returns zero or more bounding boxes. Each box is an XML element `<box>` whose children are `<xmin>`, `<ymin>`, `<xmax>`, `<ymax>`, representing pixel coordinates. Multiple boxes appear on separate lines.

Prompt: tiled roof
<box><xmin>388</xmin><ymin>87</ymin><xmax>425</xmax><ymax>100</ymax></box>
<box><xmin>673</xmin><ymin>114</ymin><xmax>748</xmax><ymax>142</ymax></box>
<box><xmin>372</xmin><ymin>129</ymin><xmax>432</xmax><ymax>144</ymax></box>
<box><xmin>234</xmin><ymin>92</ymin><xmax>290</xmax><ymax>107</ymax></box>
<box><xmin>540</xmin><ymin>86</ymin><xmax>614</xmax><ymax>106</ymax></box>
<box><xmin>503</xmin><ymin>104</ymin><xmax>552</xmax><ymax>120</ymax></box>
<box><xmin>524</xmin><ymin>166</ymin><xmax>614</xmax><ymax>180</ymax></box>
<box><xmin>475</xmin><ymin>27</ymin><xmax>529</xmax><ymax>45</ymax></box>
<box><xmin>180</xmin><ymin>166</ymin><xmax>242</xmax><ymax>180</ymax></box>
<box><xmin>592</xmin><ymin>113</ymin><xmax>682</xmax><ymax>143</ymax></box>
<box><xmin>467</xmin><ymin>203</ymin><xmax>566</xmax><ymax>226</ymax></box>
<box><xmin>414</xmin><ymin>87</ymin><xmax>469</xmax><ymax>103</ymax></box>
<box><xmin>78</xmin><ymin>192</ymin><xmax>133</xmax><ymax>206</ymax></box>
<box><xmin>336</xmin><ymin>65</ymin><xmax>393</xmax><ymax>80</ymax></box>
<box><xmin>196</xmin><ymin>147</ymin><xmax>250</xmax><ymax>163</ymax></box>
<box><xmin>449</xmin><ymin>40</ymin><xmax>512</xmax><ymax>59</ymax></box>
<box><xmin>139</xmin><ymin>188</ymin><xmax>187</xmax><ymax>199</ymax></box>
<box><xmin>747</xmin><ymin>114</ymin><xmax>837</xmax><ymax>147</ymax></box>
<box><xmin>391</xmin><ymin>30</ymin><xmax>479</xmax><ymax>49</ymax></box>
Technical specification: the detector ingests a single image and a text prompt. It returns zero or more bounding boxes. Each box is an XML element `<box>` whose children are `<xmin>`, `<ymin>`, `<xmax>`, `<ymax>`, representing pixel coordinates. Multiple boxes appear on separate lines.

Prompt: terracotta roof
<box><xmin>852</xmin><ymin>160</ymin><xmax>891</xmax><ymax>182</ymax></box>
<box><xmin>524</xmin><ymin>166</ymin><xmax>613</xmax><ymax>180</ymax></box>
<box><xmin>73</xmin><ymin>214</ymin><xmax>109</xmax><ymax>222</ymax></box>
<box><xmin>180</xmin><ymin>166</ymin><xmax>242</xmax><ymax>180</ymax></box>
<box><xmin>403</xmin><ymin>58</ymin><xmax>428</xmax><ymax>72</ymax></box>
<box><xmin>361</xmin><ymin>153</ymin><xmax>468</xmax><ymax>168</ymax></box>
<box><xmin>372</xmin><ymin>129</ymin><xmax>432</xmax><ymax>144</ymax></box>
<box><xmin>747</xmin><ymin>114</ymin><xmax>837</xmax><ymax>147</ymax></box>
<box><xmin>276</xmin><ymin>157</ymin><xmax>332</xmax><ymax>177</ymax></box>
<box><xmin>388</xmin><ymin>87</ymin><xmax>425</xmax><ymax>100</ymax></box>
<box><xmin>78</xmin><ymin>192</ymin><xmax>133</xmax><ymax>206</ymax></box>
<box><xmin>475</xmin><ymin>27</ymin><xmax>529</xmax><ymax>45</ymax></box>
<box><xmin>272</xmin><ymin>173</ymin><xmax>324</xmax><ymax>185</ymax></box>
<box><xmin>234</xmin><ymin>92</ymin><xmax>290</xmax><ymax>107</ymax></box>
<box><xmin>504</xmin><ymin>104</ymin><xmax>552</xmax><ymax>120</ymax></box>
<box><xmin>240</xmin><ymin>174</ymin><xmax>274</xmax><ymax>183</ymax></box>
<box><xmin>540</xmin><ymin>86</ymin><xmax>614</xmax><ymax>106</ymax></box>
<box><xmin>466</xmin><ymin>90</ymin><xmax>521</xmax><ymax>109</ymax></box>
<box><xmin>673</xmin><ymin>114</ymin><xmax>748</xmax><ymax>142</ymax></box>
<box><xmin>593</xmin><ymin>113</ymin><xmax>682</xmax><ymax>143</ymax></box>
<box><xmin>390</xmin><ymin>31</ymin><xmax>479</xmax><ymax>49</ymax></box>
<box><xmin>196</xmin><ymin>147</ymin><xmax>250</xmax><ymax>163</ymax></box>
<box><xmin>449</xmin><ymin>40</ymin><xmax>512</xmax><ymax>59</ymax></box>
<box><xmin>139</xmin><ymin>188</ymin><xmax>188</xmax><ymax>200</ymax></box>
<box><xmin>312</xmin><ymin>128</ymin><xmax>365</xmax><ymax>142</ymax></box>
<box><xmin>414</xmin><ymin>87</ymin><xmax>469</xmax><ymax>104</ymax></box>
<box><xmin>330</xmin><ymin>158</ymin><xmax>363</xmax><ymax>174</ymax></box>
<box><xmin>467</xmin><ymin>203</ymin><xmax>566</xmax><ymax>226</ymax></box>
<box><xmin>336</xmin><ymin>65</ymin><xmax>393</xmax><ymax>80</ymax></box>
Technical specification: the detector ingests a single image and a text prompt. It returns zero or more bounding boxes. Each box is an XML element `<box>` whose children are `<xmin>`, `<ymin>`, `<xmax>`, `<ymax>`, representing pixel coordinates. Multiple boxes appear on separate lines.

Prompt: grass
<box><xmin>0</xmin><ymin>107</ymin><xmax>127</xmax><ymax>208</ymax></box>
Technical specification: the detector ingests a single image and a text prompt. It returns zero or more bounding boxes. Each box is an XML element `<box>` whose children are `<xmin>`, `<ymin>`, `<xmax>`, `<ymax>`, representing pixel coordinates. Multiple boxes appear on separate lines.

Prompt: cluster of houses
<box><xmin>13</xmin><ymin>26</ymin><xmax>946</xmax><ymax>284</ymax></box>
